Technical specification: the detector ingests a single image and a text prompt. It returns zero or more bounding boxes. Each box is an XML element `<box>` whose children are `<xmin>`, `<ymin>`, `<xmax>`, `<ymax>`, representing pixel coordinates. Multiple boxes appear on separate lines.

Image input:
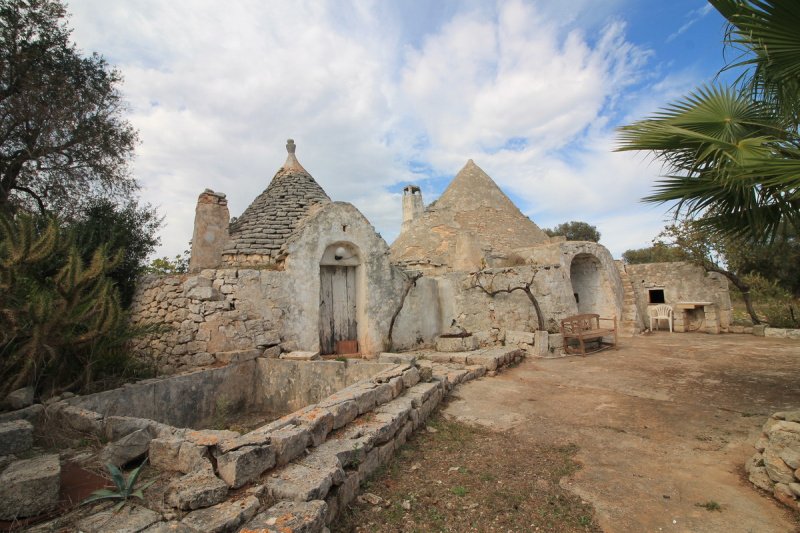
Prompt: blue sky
<box><xmin>68</xmin><ymin>0</ymin><xmax>730</xmax><ymax>259</ymax></box>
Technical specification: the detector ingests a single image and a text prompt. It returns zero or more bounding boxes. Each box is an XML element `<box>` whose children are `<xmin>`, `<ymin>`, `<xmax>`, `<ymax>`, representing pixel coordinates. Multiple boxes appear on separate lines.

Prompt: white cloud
<box><xmin>66</xmin><ymin>0</ymin><xmax>696</xmax><ymax>260</ymax></box>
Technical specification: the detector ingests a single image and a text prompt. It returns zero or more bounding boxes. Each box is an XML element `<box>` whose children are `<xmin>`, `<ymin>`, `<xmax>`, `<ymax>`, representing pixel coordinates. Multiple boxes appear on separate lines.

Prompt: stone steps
<box><xmin>616</xmin><ymin>262</ymin><xmax>642</xmax><ymax>337</ymax></box>
<box><xmin>86</xmin><ymin>348</ymin><xmax>523</xmax><ymax>533</ymax></box>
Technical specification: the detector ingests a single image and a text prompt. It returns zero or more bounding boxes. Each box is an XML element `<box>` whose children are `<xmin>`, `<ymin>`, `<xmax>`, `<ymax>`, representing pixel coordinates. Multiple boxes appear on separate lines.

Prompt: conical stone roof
<box><xmin>224</xmin><ymin>139</ymin><xmax>331</xmax><ymax>262</ymax></box>
<box><xmin>390</xmin><ymin>159</ymin><xmax>549</xmax><ymax>269</ymax></box>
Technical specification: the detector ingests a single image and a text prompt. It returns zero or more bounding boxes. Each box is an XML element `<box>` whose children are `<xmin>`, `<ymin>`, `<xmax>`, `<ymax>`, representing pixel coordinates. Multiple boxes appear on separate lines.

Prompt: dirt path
<box><xmin>443</xmin><ymin>333</ymin><xmax>800</xmax><ymax>533</ymax></box>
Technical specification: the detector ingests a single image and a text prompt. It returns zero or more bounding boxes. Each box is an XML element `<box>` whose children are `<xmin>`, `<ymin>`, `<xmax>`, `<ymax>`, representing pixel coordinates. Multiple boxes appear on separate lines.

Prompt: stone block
<box><xmin>752</xmin><ymin>324</ymin><xmax>767</xmax><ymax>336</ymax></box>
<box><xmin>76</xmin><ymin>505</ymin><xmax>161</xmax><ymax>533</ymax></box>
<box><xmin>99</xmin><ymin>428</ymin><xmax>152</xmax><ymax>467</ymax></box>
<box><xmin>271</xmin><ymin>425</ymin><xmax>310</xmax><ymax>466</ymax></box>
<box><xmin>377</xmin><ymin>353</ymin><xmax>417</xmax><ymax>365</ymax></box>
<box><xmin>243</xmin><ymin>500</ymin><xmax>327</xmax><ymax>533</ymax></box>
<box><xmin>297</xmin><ymin>406</ymin><xmax>334</xmax><ymax>447</ymax></box>
<box><xmin>280</xmin><ymin>351</ymin><xmax>320</xmax><ymax>361</ymax></box>
<box><xmin>217</xmin><ymin>445</ymin><xmax>276</xmax><ymax>488</ymax></box>
<box><xmin>314</xmin><ymin>437</ymin><xmax>368</xmax><ymax>470</ymax></box>
<box><xmin>765</xmin><ymin>448</ymin><xmax>796</xmax><ymax>484</ymax></box>
<box><xmin>0</xmin><ymin>454</ymin><xmax>60</xmax><ymax>520</ymax></box>
<box><xmin>105</xmin><ymin>416</ymin><xmax>176</xmax><ymax>442</ymax></box>
<box><xmin>749</xmin><ymin>465</ymin><xmax>774</xmax><ymax>492</ymax></box>
<box><xmin>266</xmin><ymin>462</ymin><xmax>337</xmax><ymax>501</ymax></box>
<box><xmin>215</xmin><ymin>349</ymin><xmax>262</xmax><ymax>364</ymax></box>
<box><xmin>505</xmin><ymin>330</ymin><xmax>535</xmax><ymax>346</ymax></box>
<box><xmin>373</xmin><ymin>382</ymin><xmax>394</xmax><ymax>406</ymax></box>
<box><xmin>0</xmin><ymin>419</ymin><xmax>33</xmax><ymax>456</ymax></box>
<box><xmin>181</xmin><ymin>495</ymin><xmax>260</xmax><ymax>533</ymax></box>
<box><xmin>178</xmin><ymin>441</ymin><xmax>213</xmax><ymax>473</ymax></box>
<box><xmin>53</xmin><ymin>404</ymin><xmax>104</xmax><ymax>436</ymax></box>
<box><xmin>402</xmin><ymin>367</ymin><xmax>420</xmax><ymax>389</ymax></box>
<box><xmin>435</xmin><ymin>335</ymin><xmax>478</xmax><ymax>352</ymax></box>
<box><xmin>149</xmin><ymin>438</ymin><xmax>183</xmax><ymax>471</ymax></box>
<box><xmin>166</xmin><ymin>471</ymin><xmax>229</xmax><ymax>510</ymax></box>
<box><xmin>6</xmin><ymin>387</ymin><xmax>35</xmax><ymax>410</ymax></box>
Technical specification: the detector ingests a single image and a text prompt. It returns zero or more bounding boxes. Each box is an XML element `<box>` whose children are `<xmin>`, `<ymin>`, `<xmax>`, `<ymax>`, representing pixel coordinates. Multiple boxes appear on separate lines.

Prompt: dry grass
<box><xmin>333</xmin><ymin>408</ymin><xmax>600</xmax><ymax>533</ymax></box>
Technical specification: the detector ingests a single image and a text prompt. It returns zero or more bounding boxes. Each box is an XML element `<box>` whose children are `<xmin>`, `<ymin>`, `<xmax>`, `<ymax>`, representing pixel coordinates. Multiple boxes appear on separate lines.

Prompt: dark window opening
<box><xmin>574</xmin><ymin>293</ymin><xmax>580</xmax><ymax>304</ymax></box>
<box><xmin>648</xmin><ymin>289</ymin><xmax>665</xmax><ymax>304</ymax></box>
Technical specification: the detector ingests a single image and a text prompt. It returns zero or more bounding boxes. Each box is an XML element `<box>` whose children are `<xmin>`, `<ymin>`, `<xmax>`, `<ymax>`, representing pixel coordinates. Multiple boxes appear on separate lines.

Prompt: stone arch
<box><xmin>569</xmin><ymin>252</ymin><xmax>616</xmax><ymax>318</ymax></box>
<box><xmin>319</xmin><ymin>241</ymin><xmax>363</xmax><ymax>355</ymax></box>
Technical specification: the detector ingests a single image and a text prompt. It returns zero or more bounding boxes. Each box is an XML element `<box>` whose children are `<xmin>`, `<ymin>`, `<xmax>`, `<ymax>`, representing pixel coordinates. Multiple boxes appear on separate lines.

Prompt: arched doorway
<box><xmin>569</xmin><ymin>253</ymin><xmax>615</xmax><ymax>318</ymax></box>
<box><xmin>319</xmin><ymin>242</ymin><xmax>360</xmax><ymax>355</ymax></box>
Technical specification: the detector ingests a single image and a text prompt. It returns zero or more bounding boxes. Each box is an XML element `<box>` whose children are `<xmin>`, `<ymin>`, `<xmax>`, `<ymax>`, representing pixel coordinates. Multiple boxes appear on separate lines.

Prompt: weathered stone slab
<box><xmin>52</xmin><ymin>404</ymin><xmax>104</xmax><ymax>435</ymax></box>
<box><xmin>405</xmin><ymin>381</ymin><xmax>442</xmax><ymax>407</ymax></box>
<box><xmin>435</xmin><ymin>335</ymin><xmax>478</xmax><ymax>352</ymax></box>
<box><xmin>749</xmin><ymin>465</ymin><xmax>774</xmax><ymax>492</ymax></box>
<box><xmin>0</xmin><ymin>454</ymin><xmax>60</xmax><ymax>520</ymax></box>
<box><xmin>0</xmin><ymin>419</ymin><xmax>33</xmax><ymax>456</ymax></box>
<box><xmin>464</xmin><ymin>352</ymin><xmax>500</xmax><ymax>371</ymax></box>
<box><xmin>323</xmin><ymin>399</ymin><xmax>358</xmax><ymax>430</ymax></box>
<box><xmin>271</xmin><ymin>425</ymin><xmax>310</xmax><ymax>466</ymax></box>
<box><xmin>505</xmin><ymin>330</ymin><xmax>535</xmax><ymax>346</ymax></box>
<box><xmin>266</xmin><ymin>463</ymin><xmax>336</xmax><ymax>502</ymax></box>
<box><xmin>76</xmin><ymin>504</ymin><xmax>161</xmax><ymax>533</ymax></box>
<box><xmin>377</xmin><ymin>353</ymin><xmax>417</xmax><ymax>365</ymax></box>
<box><xmin>217</xmin><ymin>445</ymin><xmax>276</xmax><ymax>488</ymax></box>
<box><xmin>296</xmin><ymin>406</ymin><xmax>334</xmax><ymax>447</ymax></box>
<box><xmin>181</xmin><ymin>495</ymin><xmax>260</xmax><ymax>533</ymax></box>
<box><xmin>313</xmin><ymin>437</ymin><xmax>368</xmax><ymax>470</ymax></box>
<box><xmin>765</xmin><ymin>448</ymin><xmax>796</xmax><ymax>484</ymax></box>
<box><xmin>150</xmin><ymin>437</ymin><xmax>183</xmax><ymax>471</ymax></box>
<box><xmin>280</xmin><ymin>351</ymin><xmax>320</xmax><ymax>361</ymax></box>
<box><xmin>178</xmin><ymin>441</ymin><xmax>213</xmax><ymax>473</ymax></box>
<box><xmin>100</xmin><ymin>428</ymin><xmax>152</xmax><ymax>467</ymax></box>
<box><xmin>166</xmin><ymin>471</ymin><xmax>229</xmax><ymax>510</ymax></box>
<box><xmin>242</xmin><ymin>500</ymin><xmax>327</xmax><ymax>533</ymax></box>
<box><xmin>402</xmin><ymin>367</ymin><xmax>420</xmax><ymax>388</ymax></box>
<box><xmin>105</xmin><ymin>416</ymin><xmax>177</xmax><ymax>441</ymax></box>
<box><xmin>215</xmin><ymin>349</ymin><xmax>262</xmax><ymax>364</ymax></box>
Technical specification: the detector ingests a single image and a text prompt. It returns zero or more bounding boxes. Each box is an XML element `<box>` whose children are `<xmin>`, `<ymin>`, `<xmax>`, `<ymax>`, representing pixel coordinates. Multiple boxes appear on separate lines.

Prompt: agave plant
<box><xmin>81</xmin><ymin>461</ymin><xmax>155</xmax><ymax>512</ymax></box>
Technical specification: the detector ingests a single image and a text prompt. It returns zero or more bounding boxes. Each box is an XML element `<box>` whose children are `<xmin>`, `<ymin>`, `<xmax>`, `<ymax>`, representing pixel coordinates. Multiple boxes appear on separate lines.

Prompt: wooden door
<box><xmin>319</xmin><ymin>266</ymin><xmax>357</xmax><ymax>354</ymax></box>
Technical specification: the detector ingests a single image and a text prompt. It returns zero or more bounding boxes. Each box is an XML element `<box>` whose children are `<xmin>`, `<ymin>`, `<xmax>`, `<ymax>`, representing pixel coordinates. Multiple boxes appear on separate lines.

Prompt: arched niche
<box><xmin>569</xmin><ymin>252</ymin><xmax>616</xmax><ymax>318</ymax></box>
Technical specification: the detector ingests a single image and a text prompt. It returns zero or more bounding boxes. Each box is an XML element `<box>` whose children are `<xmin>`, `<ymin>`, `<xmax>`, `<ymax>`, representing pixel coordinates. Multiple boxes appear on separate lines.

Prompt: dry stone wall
<box><xmin>130</xmin><ymin>269</ymin><xmax>288</xmax><ymax>374</ymax></box>
<box><xmin>747</xmin><ymin>411</ymin><xmax>800</xmax><ymax>512</ymax></box>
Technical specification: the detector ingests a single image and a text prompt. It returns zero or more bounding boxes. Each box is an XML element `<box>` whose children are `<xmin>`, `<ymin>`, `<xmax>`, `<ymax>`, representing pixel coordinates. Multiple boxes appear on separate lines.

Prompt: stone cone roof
<box><xmin>225</xmin><ymin>140</ymin><xmax>331</xmax><ymax>260</ymax></box>
<box><xmin>390</xmin><ymin>159</ymin><xmax>549</xmax><ymax>268</ymax></box>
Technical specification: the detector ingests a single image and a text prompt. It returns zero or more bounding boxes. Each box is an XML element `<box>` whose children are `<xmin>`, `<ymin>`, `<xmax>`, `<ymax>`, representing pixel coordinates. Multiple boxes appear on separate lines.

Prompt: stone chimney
<box><xmin>189</xmin><ymin>189</ymin><xmax>230</xmax><ymax>271</ymax></box>
<box><xmin>401</xmin><ymin>185</ymin><xmax>423</xmax><ymax>234</ymax></box>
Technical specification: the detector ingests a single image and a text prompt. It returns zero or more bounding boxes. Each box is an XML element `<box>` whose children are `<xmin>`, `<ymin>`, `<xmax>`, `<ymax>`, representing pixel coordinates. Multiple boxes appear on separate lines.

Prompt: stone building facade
<box><xmin>130</xmin><ymin>142</ymin><xmax>732</xmax><ymax>373</ymax></box>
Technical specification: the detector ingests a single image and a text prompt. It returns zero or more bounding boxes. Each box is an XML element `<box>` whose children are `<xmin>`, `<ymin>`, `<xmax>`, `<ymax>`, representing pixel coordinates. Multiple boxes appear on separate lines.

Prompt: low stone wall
<box><xmin>746</xmin><ymin>411</ymin><xmax>800</xmax><ymax>512</ymax></box>
<box><xmin>130</xmin><ymin>270</ymin><xmax>288</xmax><ymax>374</ymax></box>
<box><xmin>63</xmin><ymin>358</ymin><xmax>394</xmax><ymax>429</ymax></box>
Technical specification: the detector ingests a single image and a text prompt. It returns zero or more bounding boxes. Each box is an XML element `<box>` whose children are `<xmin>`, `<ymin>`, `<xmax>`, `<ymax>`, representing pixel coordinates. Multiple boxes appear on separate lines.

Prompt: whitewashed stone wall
<box><xmin>391</xmin><ymin>265</ymin><xmax>580</xmax><ymax>351</ymax></box>
<box><xmin>625</xmin><ymin>262</ymin><xmax>732</xmax><ymax>330</ymax></box>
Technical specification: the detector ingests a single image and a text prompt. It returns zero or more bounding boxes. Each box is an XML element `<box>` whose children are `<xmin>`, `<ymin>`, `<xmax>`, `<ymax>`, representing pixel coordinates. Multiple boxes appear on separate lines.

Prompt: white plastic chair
<box><xmin>648</xmin><ymin>304</ymin><xmax>673</xmax><ymax>332</ymax></box>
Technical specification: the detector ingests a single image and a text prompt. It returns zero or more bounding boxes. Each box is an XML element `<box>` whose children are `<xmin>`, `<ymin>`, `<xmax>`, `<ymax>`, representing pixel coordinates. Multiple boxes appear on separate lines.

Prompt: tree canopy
<box><xmin>543</xmin><ymin>220</ymin><xmax>601</xmax><ymax>242</ymax></box>
<box><xmin>0</xmin><ymin>0</ymin><xmax>138</xmax><ymax>218</ymax></box>
<box><xmin>616</xmin><ymin>0</ymin><xmax>800</xmax><ymax>243</ymax></box>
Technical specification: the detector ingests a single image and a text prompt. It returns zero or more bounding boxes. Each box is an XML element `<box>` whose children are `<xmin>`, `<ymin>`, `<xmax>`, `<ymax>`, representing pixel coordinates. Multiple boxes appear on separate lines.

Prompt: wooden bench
<box><xmin>560</xmin><ymin>314</ymin><xmax>617</xmax><ymax>356</ymax></box>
